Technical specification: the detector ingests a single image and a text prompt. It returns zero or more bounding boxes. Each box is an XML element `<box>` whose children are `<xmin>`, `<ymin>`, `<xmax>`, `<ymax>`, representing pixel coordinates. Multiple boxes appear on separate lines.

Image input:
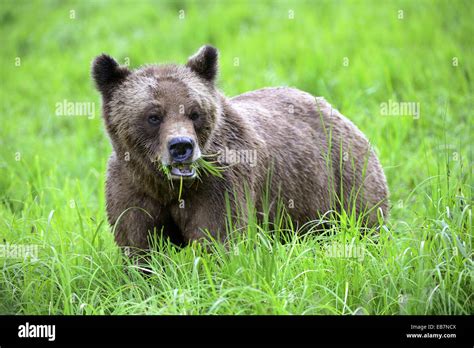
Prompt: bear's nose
<box><xmin>168</xmin><ymin>137</ymin><xmax>194</xmax><ymax>163</ymax></box>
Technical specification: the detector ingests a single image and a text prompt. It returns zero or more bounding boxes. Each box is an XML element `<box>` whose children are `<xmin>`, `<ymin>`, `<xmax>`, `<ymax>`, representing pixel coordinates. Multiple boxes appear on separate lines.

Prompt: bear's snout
<box><xmin>168</xmin><ymin>137</ymin><xmax>194</xmax><ymax>163</ymax></box>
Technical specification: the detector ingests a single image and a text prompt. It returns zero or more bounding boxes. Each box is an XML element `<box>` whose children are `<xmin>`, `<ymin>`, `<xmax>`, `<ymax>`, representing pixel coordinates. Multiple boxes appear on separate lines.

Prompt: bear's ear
<box><xmin>186</xmin><ymin>45</ymin><xmax>218</xmax><ymax>82</ymax></box>
<box><xmin>91</xmin><ymin>54</ymin><xmax>130</xmax><ymax>96</ymax></box>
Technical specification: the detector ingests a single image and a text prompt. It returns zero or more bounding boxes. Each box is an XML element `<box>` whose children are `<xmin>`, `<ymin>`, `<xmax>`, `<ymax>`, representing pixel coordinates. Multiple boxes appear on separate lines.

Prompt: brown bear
<box><xmin>91</xmin><ymin>45</ymin><xmax>389</xmax><ymax>251</ymax></box>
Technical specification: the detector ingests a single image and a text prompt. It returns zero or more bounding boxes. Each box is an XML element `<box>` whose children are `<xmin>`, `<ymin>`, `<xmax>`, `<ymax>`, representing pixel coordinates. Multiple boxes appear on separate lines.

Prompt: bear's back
<box><xmin>230</xmin><ymin>87</ymin><xmax>389</xmax><ymax>225</ymax></box>
<box><xmin>230</xmin><ymin>87</ymin><xmax>370</xmax><ymax>152</ymax></box>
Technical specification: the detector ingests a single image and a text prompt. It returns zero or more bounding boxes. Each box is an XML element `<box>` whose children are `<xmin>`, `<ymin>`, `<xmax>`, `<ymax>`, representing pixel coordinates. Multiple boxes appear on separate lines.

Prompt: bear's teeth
<box><xmin>170</xmin><ymin>166</ymin><xmax>195</xmax><ymax>177</ymax></box>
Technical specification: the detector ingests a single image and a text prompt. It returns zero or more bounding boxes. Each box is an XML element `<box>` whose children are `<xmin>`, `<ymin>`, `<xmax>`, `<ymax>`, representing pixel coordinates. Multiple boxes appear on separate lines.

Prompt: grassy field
<box><xmin>0</xmin><ymin>0</ymin><xmax>472</xmax><ymax>315</ymax></box>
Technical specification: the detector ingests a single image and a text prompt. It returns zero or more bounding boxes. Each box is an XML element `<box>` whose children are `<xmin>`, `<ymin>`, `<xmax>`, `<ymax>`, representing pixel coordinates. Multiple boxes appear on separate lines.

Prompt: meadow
<box><xmin>0</xmin><ymin>0</ymin><xmax>472</xmax><ymax>314</ymax></box>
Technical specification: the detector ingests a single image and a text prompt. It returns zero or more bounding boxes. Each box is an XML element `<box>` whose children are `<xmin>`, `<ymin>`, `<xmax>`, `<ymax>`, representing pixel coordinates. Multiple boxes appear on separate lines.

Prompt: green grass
<box><xmin>0</xmin><ymin>0</ymin><xmax>472</xmax><ymax>314</ymax></box>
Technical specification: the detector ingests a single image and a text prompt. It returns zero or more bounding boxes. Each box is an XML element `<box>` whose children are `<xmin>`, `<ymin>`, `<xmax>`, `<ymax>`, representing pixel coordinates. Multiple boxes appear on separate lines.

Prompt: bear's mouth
<box><xmin>169</xmin><ymin>163</ymin><xmax>196</xmax><ymax>179</ymax></box>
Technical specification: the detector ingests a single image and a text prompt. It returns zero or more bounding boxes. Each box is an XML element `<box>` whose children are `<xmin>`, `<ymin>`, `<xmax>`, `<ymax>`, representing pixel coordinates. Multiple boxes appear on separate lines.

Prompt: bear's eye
<box><xmin>190</xmin><ymin>111</ymin><xmax>200</xmax><ymax>121</ymax></box>
<box><xmin>147</xmin><ymin>114</ymin><xmax>161</xmax><ymax>126</ymax></box>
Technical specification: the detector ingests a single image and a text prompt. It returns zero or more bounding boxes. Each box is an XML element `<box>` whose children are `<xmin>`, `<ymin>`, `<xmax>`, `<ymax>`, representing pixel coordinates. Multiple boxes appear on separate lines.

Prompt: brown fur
<box><xmin>91</xmin><ymin>45</ymin><xmax>389</xmax><ymax>250</ymax></box>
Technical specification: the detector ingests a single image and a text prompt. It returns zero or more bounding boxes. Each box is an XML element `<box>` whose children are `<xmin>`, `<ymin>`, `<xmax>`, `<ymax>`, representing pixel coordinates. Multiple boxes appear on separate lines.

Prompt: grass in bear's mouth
<box><xmin>156</xmin><ymin>157</ymin><xmax>225</xmax><ymax>181</ymax></box>
<box><xmin>192</xmin><ymin>157</ymin><xmax>226</xmax><ymax>180</ymax></box>
<box><xmin>156</xmin><ymin>161</ymin><xmax>172</xmax><ymax>180</ymax></box>
<box><xmin>155</xmin><ymin>157</ymin><xmax>226</xmax><ymax>198</ymax></box>
<box><xmin>153</xmin><ymin>157</ymin><xmax>226</xmax><ymax>201</ymax></box>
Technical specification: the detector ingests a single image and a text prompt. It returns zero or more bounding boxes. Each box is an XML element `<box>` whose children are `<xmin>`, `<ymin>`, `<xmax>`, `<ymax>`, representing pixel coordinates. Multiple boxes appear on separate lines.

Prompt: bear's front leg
<box><xmin>106</xmin><ymin>190</ymin><xmax>160</xmax><ymax>251</ymax></box>
<box><xmin>172</xmin><ymin>201</ymin><xmax>227</xmax><ymax>244</ymax></box>
<box><xmin>170</xmin><ymin>178</ymin><xmax>252</xmax><ymax>245</ymax></box>
<box><xmin>105</xmin><ymin>169</ymin><xmax>172</xmax><ymax>252</ymax></box>
<box><xmin>170</xmin><ymin>188</ymin><xmax>230</xmax><ymax>244</ymax></box>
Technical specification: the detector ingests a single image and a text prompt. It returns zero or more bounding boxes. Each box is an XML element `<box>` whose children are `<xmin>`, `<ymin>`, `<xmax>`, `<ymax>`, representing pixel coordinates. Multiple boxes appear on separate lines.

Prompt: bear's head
<box><xmin>92</xmin><ymin>45</ymin><xmax>222</xmax><ymax>180</ymax></box>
